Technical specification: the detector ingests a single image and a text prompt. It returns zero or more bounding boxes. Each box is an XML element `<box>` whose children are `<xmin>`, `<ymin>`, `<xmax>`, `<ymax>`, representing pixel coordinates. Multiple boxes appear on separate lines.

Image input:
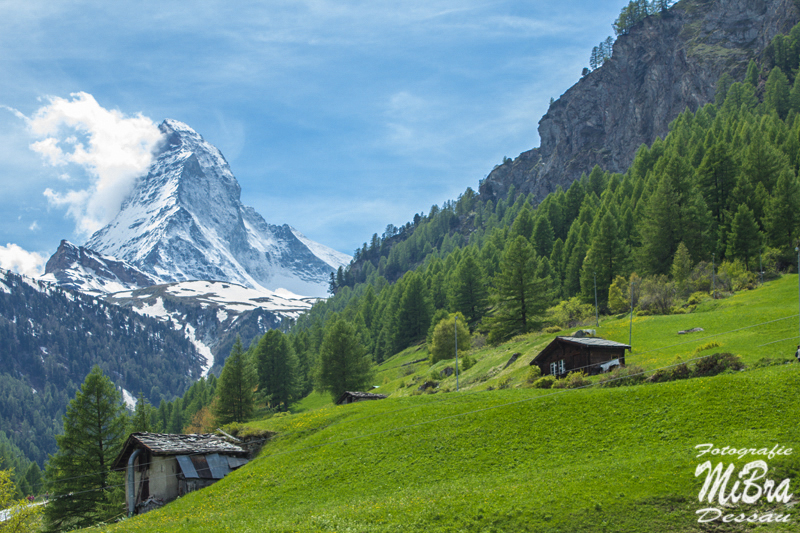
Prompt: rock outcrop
<box><xmin>479</xmin><ymin>0</ymin><xmax>799</xmax><ymax>204</ymax></box>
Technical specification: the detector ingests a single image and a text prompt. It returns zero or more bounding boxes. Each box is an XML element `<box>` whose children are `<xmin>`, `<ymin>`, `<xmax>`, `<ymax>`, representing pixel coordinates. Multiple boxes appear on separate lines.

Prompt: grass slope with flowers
<box><xmin>92</xmin><ymin>276</ymin><xmax>800</xmax><ymax>533</ymax></box>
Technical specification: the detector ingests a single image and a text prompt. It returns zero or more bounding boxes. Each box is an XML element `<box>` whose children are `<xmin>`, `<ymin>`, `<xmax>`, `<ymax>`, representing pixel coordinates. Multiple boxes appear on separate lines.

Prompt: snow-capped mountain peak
<box><xmin>83</xmin><ymin>119</ymin><xmax>349</xmax><ymax>297</ymax></box>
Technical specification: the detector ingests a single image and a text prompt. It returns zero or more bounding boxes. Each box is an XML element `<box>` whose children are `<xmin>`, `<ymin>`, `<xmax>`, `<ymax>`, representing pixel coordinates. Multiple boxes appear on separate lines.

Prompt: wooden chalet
<box><xmin>113</xmin><ymin>432</ymin><xmax>249</xmax><ymax>516</ymax></box>
<box><xmin>335</xmin><ymin>391</ymin><xmax>387</xmax><ymax>405</ymax></box>
<box><xmin>530</xmin><ymin>336</ymin><xmax>631</xmax><ymax>377</ymax></box>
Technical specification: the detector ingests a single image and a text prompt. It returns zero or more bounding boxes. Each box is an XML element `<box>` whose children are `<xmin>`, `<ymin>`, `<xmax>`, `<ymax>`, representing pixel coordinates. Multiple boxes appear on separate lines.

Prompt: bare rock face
<box><xmin>479</xmin><ymin>0</ymin><xmax>799</xmax><ymax>204</ymax></box>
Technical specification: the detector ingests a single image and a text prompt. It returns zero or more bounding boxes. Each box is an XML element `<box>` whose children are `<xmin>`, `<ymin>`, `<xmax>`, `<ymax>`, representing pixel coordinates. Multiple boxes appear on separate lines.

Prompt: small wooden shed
<box><xmin>113</xmin><ymin>432</ymin><xmax>249</xmax><ymax>516</ymax></box>
<box><xmin>530</xmin><ymin>336</ymin><xmax>630</xmax><ymax>377</ymax></box>
<box><xmin>335</xmin><ymin>391</ymin><xmax>387</xmax><ymax>405</ymax></box>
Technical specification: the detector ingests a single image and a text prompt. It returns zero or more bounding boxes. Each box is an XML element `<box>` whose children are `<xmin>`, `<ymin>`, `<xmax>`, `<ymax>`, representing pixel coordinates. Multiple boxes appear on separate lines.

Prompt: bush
<box><xmin>638</xmin><ymin>275</ymin><xmax>676</xmax><ymax>315</ymax></box>
<box><xmin>543</xmin><ymin>325</ymin><xmax>562</xmax><ymax>334</ymax></box>
<box><xmin>533</xmin><ymin>375</ymin><xmax>556</xmax><ymax>389</ymax></box>
<box><xmin>693</xmin><ymin>353</ymin><xmax>744</xmax><ymax>377</ymax></box>
<box><xmin>430</xmin><ymin>312</ymin><xmax>471</xmax><ymax>364</ymax></box>
<box><xmin>562</xmin><ymin>371</ymin><xmax>591</xmax><ymax>389</ymax></box>
<box><xmin>460</xmin><ymin>354</ymin><xmax>476</xmax><ymax>372</ymax></box>
<box><xmin>597</xmin><ymin>365</ymin><xmax>646</xmax><ymax>387</ymax></box>
<box><xmin>716</xmin><ymin>260</ymin><xmax>756</xmax><ymax>292</ymax></box>
<box><xmin>498</xmin><ymin>377</ymin><xmax>512</xmax><ymax>389</ymax></box>
<box><xmin>526</xmin><ymin>366</ymin><xmax>542</xmax><ymax>383</ymax></box>
<box><xmin>645</xmin><ymin>359</ymin><xmax>690</xmax><ymax>384</ymax></box>
<box><xmin>546</xmin><ymin>297</ymin><xmax>595</xmax><ymax>328</ymax></box>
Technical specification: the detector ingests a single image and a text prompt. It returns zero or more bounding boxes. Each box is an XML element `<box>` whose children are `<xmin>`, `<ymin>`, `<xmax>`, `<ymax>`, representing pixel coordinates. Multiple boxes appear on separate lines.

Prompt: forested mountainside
<box><xmin>302</xmin><ymin>20</ymin><xmax>800</xmax><ymax>371</ymax></box>
<box><xmin>0</xmin><ymin>269</ymin><xmax>203</xmax><ymax>466</ymax></box>
<box><xmin>332</xmin><ymin>0</ymin><xmax>799</xmax><ymax>287</ymax></box>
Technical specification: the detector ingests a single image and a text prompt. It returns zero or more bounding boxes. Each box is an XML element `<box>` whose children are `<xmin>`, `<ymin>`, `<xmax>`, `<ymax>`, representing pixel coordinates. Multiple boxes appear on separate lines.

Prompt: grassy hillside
<box><xmin>93</xmin><ymin>277</ymin><xmax>800</xmax><ymax>532</ymax></box>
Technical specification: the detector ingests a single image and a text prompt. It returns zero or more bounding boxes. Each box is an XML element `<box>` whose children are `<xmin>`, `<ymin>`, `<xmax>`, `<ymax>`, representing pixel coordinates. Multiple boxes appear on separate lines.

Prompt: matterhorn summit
<box><xmin>83</xmin><ymin>119</ymin><xmax>349</xmax><ymax>297</ymax></box>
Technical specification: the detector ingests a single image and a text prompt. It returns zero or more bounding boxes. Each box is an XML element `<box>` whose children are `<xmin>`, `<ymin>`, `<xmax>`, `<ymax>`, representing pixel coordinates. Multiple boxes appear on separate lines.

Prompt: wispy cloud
<box><xmin>0</xmin><ymin>243</ymin><xmax>46</xmax><ymax>277</ymax></box>
<box><xmin>28</xmin><ymin>92</ymin><xmax>164</xmax><ymax>236</ymax></box>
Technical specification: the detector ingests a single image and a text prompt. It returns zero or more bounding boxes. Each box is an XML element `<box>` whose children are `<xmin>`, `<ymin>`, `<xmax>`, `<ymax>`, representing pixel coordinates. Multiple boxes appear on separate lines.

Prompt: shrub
<box><xmin>563</xmin><ymin>371</ymin><xmax>591</xmax><ymax>389</ymax></box>
<box><xmin>597</xmin><ymin>365</ymin><xmax>646</xmax><ymax>387</ymax></box>
<box><xmin>645</xmin><ymin>359</ymin><xmax>691</xmax><ymax>383</ymax></box>
<box><xmin>460</xmin><ymin>354</ymin><xmax>476</xmax><ymax>372</ymax></box>
<box><xmin>498</xmin><ymin>377</ymin><xmax>512</xmax><ymax>389</ymax></box>
<box><xmin>716</xmin><ymin>260</ymin><xmax>756</xmax><ymax>292</ymax></box>
<box><xmin>533</xmin><ymin>375</ymin><xmax>556</xmax><ymax>389</ymax></box>
<box><xmin>546</xmin><ymin>297</ymin><xmax>595</xmax><ymax>328</ymax></box>
<box><xmin>638</xmin><ymin>275</ymin><xmax>676</xmax><ymax>315</ymax></box>
<box><xmin>526</xmin><ymin>365</ymin><xmax>542</xmax><ymax>383</ymax></box>
<box><xmin>544</xmin><ymin>325</ymin><xmax>562</xmax><ymax>334</ymax></box>
<box><xmin>551</xmin><ymin>378</ymin><xmax>567</xmax><ymax>389</ymax></box>
<box><xmin>687</xmin><ymin>291</ymin><xmax>708</xmax><ymax>306</ymax></box>
<box><xmin>430</xmin><ymin>312</ymin><xmax>471</xmax><ymax>363</ymax></box>
<box><xmin>693</xmin><ymin>353</ymin><xmax>744</xmax><ymax>377</ymax></box>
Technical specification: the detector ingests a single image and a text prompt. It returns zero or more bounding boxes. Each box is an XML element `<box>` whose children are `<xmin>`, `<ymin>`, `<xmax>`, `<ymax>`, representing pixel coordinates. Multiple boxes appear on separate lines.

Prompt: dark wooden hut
<box><xmin>530</xmin><ymin>337</ymin><xmax>630</xmax><ymax>377</ymax></box>
<box><xmin>335</xmin><ymin>391</ymin><xmax>387</xmax><ymax>405</ymax></box>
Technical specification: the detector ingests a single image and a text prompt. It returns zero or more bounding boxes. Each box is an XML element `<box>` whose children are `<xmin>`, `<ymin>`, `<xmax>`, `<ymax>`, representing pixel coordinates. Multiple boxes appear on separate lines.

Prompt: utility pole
<box><xmin>593</xmin><ymin>272</ymin><xmax>599</xmax><ymax>327</ymax></box>
<box><xmin>629</xmin><ymin>279</ymin><xmax>635</xmax><ymax>350</ymax></box>
<box><xmin>454</xmin><ymin>314</ymin><xmax>459</xmax><ymax>392</ymax></box>
<box><xmin>796</xmin><ymin>247</ymin><xmax>800</xmax><ymax>343</ymax></box>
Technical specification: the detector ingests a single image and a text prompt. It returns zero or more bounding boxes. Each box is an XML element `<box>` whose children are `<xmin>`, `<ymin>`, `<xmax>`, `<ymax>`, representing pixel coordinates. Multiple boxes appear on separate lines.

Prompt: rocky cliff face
<box><xmin>479</xmin><ymin>0</ymin><xmax>799</xmax><ymax>203</ymax></box>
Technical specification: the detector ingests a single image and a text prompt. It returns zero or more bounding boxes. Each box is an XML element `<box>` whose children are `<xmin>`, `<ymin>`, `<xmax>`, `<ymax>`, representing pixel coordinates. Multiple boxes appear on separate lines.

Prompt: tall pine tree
<box><xmin>213</xmin><ymin>337</ymin><xmax>254</xmax><ymax>425</ymax></box>
<box><xmin>44</xmin><ymin>366</ymin><xmax>127</xmax><ymax>532</ymax></box>
<box><xmin>256</xmin><ymin>330</ymin><xmax>299</xmax><ymax>411</ymax></box>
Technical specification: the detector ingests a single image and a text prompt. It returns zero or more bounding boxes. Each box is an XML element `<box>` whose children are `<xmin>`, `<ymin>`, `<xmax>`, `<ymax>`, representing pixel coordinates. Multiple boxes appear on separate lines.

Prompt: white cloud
<box><xmin>29</xmin><ymin>221</ymin><xmax>39</xmax><ymax>231</ymax></box>
<box><xmin>29</xmin><ymin>92</ymin><xmax>164</xmax><ymax>236</ymax></box>
<box><xmin>0</xmin><ymin>243</ymin><xmax>46</xmax><ymax>277</ymax></box>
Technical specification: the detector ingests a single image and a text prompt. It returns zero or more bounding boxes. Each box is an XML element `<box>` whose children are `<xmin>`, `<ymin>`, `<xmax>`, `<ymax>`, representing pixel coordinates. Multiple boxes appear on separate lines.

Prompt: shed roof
<box><xmin>113</xmin><ymin>432</ymin><xmax>246</xmax><ymax>470</ymax></box>
<box><xmin>335</xmin><ymin>391</ymin><xmax>387</xmax><ymax>405</ymax></box>
<box><xmin>530</xmin><ymin>336</ymin><xmax>631</xmax><ymax>366</ymax></box>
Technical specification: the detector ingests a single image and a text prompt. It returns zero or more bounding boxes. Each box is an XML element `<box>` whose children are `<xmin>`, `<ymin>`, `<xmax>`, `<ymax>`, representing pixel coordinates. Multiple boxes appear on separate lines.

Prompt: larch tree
<box><xmin>726</xmin><ymin>204</ymin><xmax>762</xmax><ymax>269</ymax></box>
<box><xmin>489</xmin><ymin>236</ymin><xmax>548</xmax><ymax>342</ymax></box>
<box><xmin>317</xmin><ymin>317</ymin><xmax>374</xmax><ymax>401</ymax></box>
<box><xmin>255</xmin><ymin>329</ymin><xmax>299</xmax><ymax>411</ymax></box>
<box><xmin>43</xmin><ymin>366</ymin><xmax>127</xmax><ymax>532</ymax></box>
<box><xmin>213</xmin><ymin>337</ymin><xmax>254</xmax><ymax>425</ymax></box>
<box><xmin>451</xmin><ymin>251</ymin><xmax>488</xmax><ymax>324</ymax></box>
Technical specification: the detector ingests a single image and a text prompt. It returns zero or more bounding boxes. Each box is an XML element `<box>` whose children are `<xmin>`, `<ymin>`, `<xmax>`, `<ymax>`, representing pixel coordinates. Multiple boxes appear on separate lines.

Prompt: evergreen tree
<box><xmin>765</xmin><ymin>66</ymin><xmax>791</xmax><ymax>119</ymax></box>
<box><xmin>697</xmin><ymin>141</ymin><xmax>737</xmax><ymax>225</ymax></box>
<box><xmin>317</xmin><ymin>317</ymin><xmax>374</xmax><ymax>401</ymax></box>
<box><xmin>489</xmin><ymin>236</ymin><xmax>548</xmax><ymax>342</ymax></box>
<box><xmin>509</xmin><ymin>203</ymin><xmax>535</xmax><ymax>241</ymax></box>
<box><xmin>129</xmin><ymin>392</ymin><xmax>153</xmax><ymax>433</ymax></box>
<box><xmin>213</xmin><ymin>337</ymin><xmax>254</xmax><ymax>425</ymax></box>
<box><xmin>580</xmin><ymin>210</ymin><xmax>628</xmax><ymax>309</ymax></box>
<box><xmin>726</xmin><ymin>204</ymin><xmax>761</xmax><ymax>269</ymax></box>
<box><xmin>255</xmin><ymin>330</ymin><xmax>299</xmax><ymax>411</ymax></box>
<box><xmin>637</xmin><ymin>156</ymin><xmax>711</xmax><ymax>274</ymax></box>
<box><xmin>451</xmin><ymin>252</ymin><xmax>489</xmax><ymax>323</ymax></box>
<box><xmin>531</xmin><ymin>216</ymin><xmax>555</xmax><ymax>258</ymax></box>
<box><xmin>44</xmin><ymin>366</ymin><xmax>127</xmax><ymax>532</ymax></box>
<box><xmin>167</xmin><ymin>398</ymin><xmax>184</xmax><ymax>434</ymax></box>
<box><xmin>395</xmin><ymin>272</ymin><xmax>433</xmax><ymax>348</ymax></box>
<box><xmin>765</xmin><ymin>168</ymin><xmax>800</xmax><ymax>251</ymax></box>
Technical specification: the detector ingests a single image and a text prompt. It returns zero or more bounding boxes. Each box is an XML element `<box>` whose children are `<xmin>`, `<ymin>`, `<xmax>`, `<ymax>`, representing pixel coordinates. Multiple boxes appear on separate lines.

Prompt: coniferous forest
<box><xmin>277</xmin><ymin>24</ymin><xmax>800</xmax><ymax>394</ymax></box>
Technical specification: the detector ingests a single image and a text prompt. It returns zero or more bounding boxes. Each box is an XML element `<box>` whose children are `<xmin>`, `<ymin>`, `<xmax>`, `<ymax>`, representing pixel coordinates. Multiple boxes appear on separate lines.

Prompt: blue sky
<box><xmin>0</xmin><ymin>0</ymin><xmax>623</xmax><ymax>275</ymax></box>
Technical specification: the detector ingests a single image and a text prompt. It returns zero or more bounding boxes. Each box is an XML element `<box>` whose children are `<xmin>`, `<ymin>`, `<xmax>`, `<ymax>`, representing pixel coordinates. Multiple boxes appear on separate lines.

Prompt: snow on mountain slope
<box><xmin>84</xmin><ymin>119</ymin><xmax>350</xmax><ymax>297</ymax></box>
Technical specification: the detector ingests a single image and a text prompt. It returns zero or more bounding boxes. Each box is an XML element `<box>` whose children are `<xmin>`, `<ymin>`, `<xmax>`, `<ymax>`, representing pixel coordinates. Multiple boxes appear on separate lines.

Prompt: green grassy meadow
<box><xmin>94</xmin><ymin>277</ymin><xmax>800</xmax><ymax>532</ymax></box>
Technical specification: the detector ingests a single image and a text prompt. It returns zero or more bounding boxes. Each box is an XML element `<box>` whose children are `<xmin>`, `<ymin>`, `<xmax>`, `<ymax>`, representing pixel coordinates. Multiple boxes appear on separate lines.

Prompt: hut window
<box><xmin>550</xmin><ymin>360</ymin><xmax>566</xmax><ymax>375</ymax></box>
